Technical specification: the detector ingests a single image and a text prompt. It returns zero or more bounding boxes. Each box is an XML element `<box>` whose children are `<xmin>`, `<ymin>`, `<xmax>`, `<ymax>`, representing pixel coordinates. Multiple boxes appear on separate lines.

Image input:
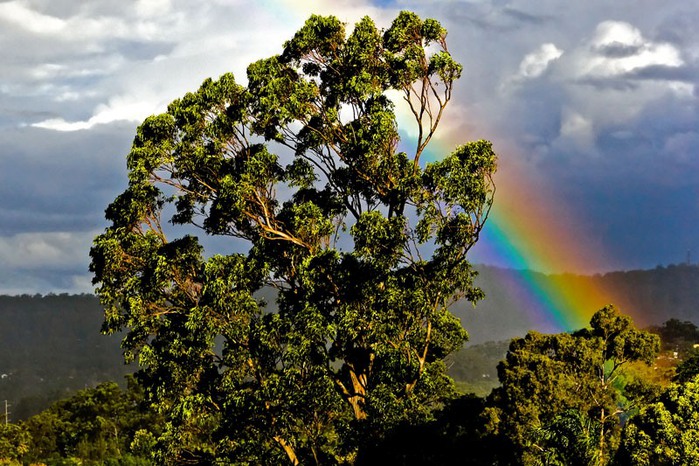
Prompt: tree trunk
<box><xmin>274</xmin><ymin>436</ymin><xmax>300</xmax><ymax>465</ymax></box>
<box><xmin>598</xmin><ymin>408</ymin><xmax>604</xmax><ymax>466</ymax></box>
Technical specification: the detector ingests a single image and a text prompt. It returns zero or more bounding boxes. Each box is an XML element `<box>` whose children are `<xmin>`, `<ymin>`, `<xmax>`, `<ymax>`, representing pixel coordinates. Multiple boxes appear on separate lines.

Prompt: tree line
<box><xmin>3</xmin><ymin>309</ymin><xmax>699</xmax><ymax>464</ymax></box>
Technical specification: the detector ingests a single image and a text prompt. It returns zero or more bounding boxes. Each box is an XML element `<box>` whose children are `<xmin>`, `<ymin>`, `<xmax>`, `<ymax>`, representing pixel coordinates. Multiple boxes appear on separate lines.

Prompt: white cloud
<box><xmin>136</xmin><ymin>0</ymin><xmax>173</xmax><ymax>17</ymax></box>
<box><xmin>517</xmin><ymin>43</ymin><xmax>564</xmax><ymax>79</ymax></box>
<box><xmin>0</xmin><ymin>0</ymin><xmax>132</xmax><ymax>41</ymax></box>
<box><xmin>33</xmin><ymin>97</ymin><xmax>159</xmax><ymax>131</ymax></box>
<box><xmin>593</xmin><ymin>20</ymin><xmax>644</xmax><ymax>48</ymax></box>
<box><xmin>23</xmin><ymin>0</ymin><xmax>387</xmax><ymax>133</ymax></box>
<box><xmin>0</xmin><ymin>231</ymin><xmax>96</xmax><ymax>269</ymax></box>
<box><xmin>501</xmin><ymin>43</ymin><xmax>564</xmax><ymax>93</ymax></box>
<box><xmin>0</xmin><ymin>1</ymin><xmax>66</xmax><ymax>34</ymax></box>
<box><xmin>555</xmin><ymin>109</ymin><xmax>597</xmax><ymax>154</ymax></box>
<box><xmin>528</xmin><ymin>18</ymin><xmax>695</xmax><ymax>156</ymax></box>
<box><xmin>578</xmin><ymin>21</ymin><xmax>683</xmax><ymax>78</ymax></box>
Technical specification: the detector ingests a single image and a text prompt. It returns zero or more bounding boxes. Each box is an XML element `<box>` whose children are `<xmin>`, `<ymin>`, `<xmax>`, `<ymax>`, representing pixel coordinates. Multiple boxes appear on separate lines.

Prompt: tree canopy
<box><xmin>0</xmin><ymin>377</ymin><xmax>157</xmax><ymax>465</ymax></box>
<box><xmin>485</xmin><ymin>305</ymin><xmax>660</xmax><ymax>465</ymax></box>
<box><xmin>616</xmin><ymin>375</ymin><xmax>699</xmax><ymax>465</ymax></box>
<box><xmin>90</xmin><ymin>11</ymin><xmax>497</xmax><ymax>464</ymax></box>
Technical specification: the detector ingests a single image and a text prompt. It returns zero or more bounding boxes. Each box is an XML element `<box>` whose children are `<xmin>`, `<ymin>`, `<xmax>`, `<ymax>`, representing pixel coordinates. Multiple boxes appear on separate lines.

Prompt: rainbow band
<box><xmin>419</xmin><ymin>132</ymin><xmax>620</xmax><ymax>332</ymax></box>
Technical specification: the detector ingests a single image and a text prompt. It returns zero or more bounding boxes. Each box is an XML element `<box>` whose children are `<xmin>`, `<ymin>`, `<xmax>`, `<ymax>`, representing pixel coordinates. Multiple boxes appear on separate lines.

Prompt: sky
<box><xmin>1</xmin><ymin>0</ymin><xmax>698</xmax><ymax>295</ymax></box>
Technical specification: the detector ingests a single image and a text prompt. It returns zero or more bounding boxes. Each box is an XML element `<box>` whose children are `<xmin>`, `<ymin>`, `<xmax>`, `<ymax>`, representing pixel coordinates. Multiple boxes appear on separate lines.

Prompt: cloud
<box><xmin>0</xmin><ymin>269</ymin><xmax>93</xmax><ymax>295</ymax></box>
<box><xmin>135</xmin><ymin>0</ymin><xmax>172</xmax><ymax>17</ymax></box>
<box><xmin>518</xmin><ymin>43</ymin><xmax>564</xmax><ymax>79</ymax></box>
<box><xmin>32</xmin><ymin>98</ymin><xmax>158</xmax><ymax>131</ymax></box>
<box><xmin>0</xmin><ymin>0</ymin><xmax>386</xmax><ymax>293</ymax></box>
<box><xmin>0</xmin><ymin>231</ymin><xmax>96</xmax><ymax>270</ymax></box>
<box><xmin>555</xmin><ymin>109</ymin><xmax>596</xmax><ymax>154</ymax></box>
<box><xmin>501</xmin><ymin>18</ymin><xmax>695</xmax><ymax>162</ymax></box>
<box><xmin>575</xmin><ymin>21</ymin><xmax>684</xmax><ymax>81</ymax></box>
<box><xmin>1</xmin><ymin>0</ymin><xmax>699</xmax><ymax>292</ymax></box>
<box><xmin>0</xmin><ymin>1</ymin><xmax>66</xmax><ymax>35</ymax></box>
<box><xmin>0</xmin><ymin>124</ymin><xmax>131</xmax><ymax>235</ymax></box>
<box><xmin>18</xmin><ymin>0</ymin><xmax>388</xmax><ymax>134</ymax></box>
<box><xmin>505</xmin><ymin>43</ymin><xmax>564</xmax><ymax>88</ymax></box>
<box><xmin>0</xmin><ymin>0</ymin><xmax>163</xmax><ymax>42</ymax></box>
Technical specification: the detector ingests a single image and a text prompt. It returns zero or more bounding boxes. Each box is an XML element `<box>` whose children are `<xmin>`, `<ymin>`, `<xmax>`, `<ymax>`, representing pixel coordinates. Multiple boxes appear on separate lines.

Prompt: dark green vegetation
<box><xmin>3</xmin><ymin>265</ymin><xmax>698</xmax><ymax>424</ymax></box>
<box><xmin>486</xmin><ymin>305</ymin><xmax>661</xmax><ymax>465</ymax></box>
<box><xmin>0</xmin><ymin>377</ymin><xmax>160</xmax><ymax>465</ymax></box>
<box><xmin>4</xmin><ymin>306</ymin><xmax>699</xmax><ymax>465</ymax></box>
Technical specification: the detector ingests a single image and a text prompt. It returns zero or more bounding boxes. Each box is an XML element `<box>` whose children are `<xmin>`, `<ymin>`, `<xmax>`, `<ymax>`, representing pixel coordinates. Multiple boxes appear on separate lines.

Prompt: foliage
<box><xmin>532</xmin><ymin>409</ymin><xmax>602</xmax><ymax>466</ymax></box>
<box><xmin>0</xmin><ymin>423</ymin><xmax>30</xmax><ymax>463</ymax></box>
<box><xmin>355</xmin><ymin>393</ymin><xmax>502</xmax><ymax>465</ymax></box>
<box><xmin>90</xmin><ymin>11</ymin><xmax>496</xmax><ymax>464</ymax></box>
<box><xmin>674</xmin><ymin>349</ymin><xmax>699</xmax><ymax>383</ymax></box>
<box><xmin>647</xmin><ymin>318</ymin><xmax>699</xmax><ymax>356</ymax></box>
<box><xmin>485</xmin><ymin>305</ymin><xmax>660</xmax><ymax>465</ymax></box>
<box><xmin>15</xmin><ymin>376</ymin><xmax>160</xmax><ymax>465</ymax></box>
<box><xmin>615</xmin><ymin>375</ymin><xmax>699</xmax><ymax>465</ymax></box>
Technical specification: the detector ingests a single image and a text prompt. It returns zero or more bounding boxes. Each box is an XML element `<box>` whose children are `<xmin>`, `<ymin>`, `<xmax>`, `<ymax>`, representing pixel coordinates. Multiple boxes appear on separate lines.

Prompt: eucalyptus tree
<box><xmin>91</xmin><ymin>11</ymin><xmax>497</xmax><ymax>464</ymax></box>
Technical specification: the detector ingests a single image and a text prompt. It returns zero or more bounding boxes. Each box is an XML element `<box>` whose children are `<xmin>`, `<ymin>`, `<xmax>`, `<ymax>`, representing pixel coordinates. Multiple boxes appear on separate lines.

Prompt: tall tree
<box><xmin>90</xmin><ymin>11</ymin><xmax>497</xmax><ymax>464</ymax></box>
<box><xmin>485</xmin><ymin>306</ymin><xmax>660</xmax><ymax>465</ymax></box>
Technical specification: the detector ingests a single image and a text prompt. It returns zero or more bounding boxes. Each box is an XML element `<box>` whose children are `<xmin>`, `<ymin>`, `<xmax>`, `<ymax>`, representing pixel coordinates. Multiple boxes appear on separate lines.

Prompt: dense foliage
<box><xmin>1</xmin><ymin>308</ymin><xmax>697</xmax><ymax>464</ymax></box>
<box><xmin>90</xmin><ymin>11</ymin><xmax>496</xmax><ymax>464</ymax></box>
<box><xmin>0</xmin><ymin>377</ymin><xmax>160</xmax><ymax>465</ymax></box>
<box><xmin>485</xmin><ymin>306</ymin><xmax>661</xmax><ymax>465</ymax></box>
<box><xmin>2</xmin><ymin>264</ymin><xmax>698</xmax><ymax>421</ymax></box>
<box><xmin>616</xmin><ymin>376</ymin><xmax>699</xmax><ymax>465</ymax></box>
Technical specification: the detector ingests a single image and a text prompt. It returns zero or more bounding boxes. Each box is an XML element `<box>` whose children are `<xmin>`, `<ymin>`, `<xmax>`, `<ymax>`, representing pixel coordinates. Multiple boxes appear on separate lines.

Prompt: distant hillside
<box><xmin>0</xmin><ymin>294</ymin><xmax>129</xmax><ymax>420</ymax></box>
<box><xmin>1</xmin><ymin>264</ymin><xmax>698</xmax><ymax>418</ymax></box>
<box><xmin>458</xmin><ymin>264</ymin><xmax>699</xmax><ymax>344</ymax></box>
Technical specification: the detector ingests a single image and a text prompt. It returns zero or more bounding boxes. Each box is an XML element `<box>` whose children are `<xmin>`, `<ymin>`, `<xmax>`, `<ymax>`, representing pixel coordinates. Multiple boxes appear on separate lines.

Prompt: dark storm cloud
<box><xmin>0</xmin><ymin>124</ymin><xmax>132</xmax><ymax>235</ymax></box>
<box><xmin>522</xmin><ymin>78</ymin><xmax>699</xmax><ymax>269</ymax></box>
<box><xmin>408</xmin><ymin>0</ymin><xmax>699</xmax><ymax>272</ymax></box>
<box><xmin>0</xmin><ymin>0</ymin><xmax>357</xmax><ymax>293</ymax></box>
<box><xmin>501</xmin><ymin>7</ymin><xmax>553</xmax><ymax>26</ymax></box>
<box><xmin>655</xmin><ymin>9</ymin><xmax>699</xmax><ymax>47</ymax></box>
<box><xmin>112</xmin><ymin>39</ymin><xmax>175</xmax><ymax>62</ymax></box>
<box><xmin>626</xmin><ymin>64</ymin><xmax>699</xmax><ymax>83</ymax></box>
<box><xmin>444</xmin><ymin>4</ymin><xmax>555</xmax><ymax>34</ymax></box>
<box><xmin>593</xmin><ymin>42</ymin><xmax>643</xmax><ymax>59</ymax></box>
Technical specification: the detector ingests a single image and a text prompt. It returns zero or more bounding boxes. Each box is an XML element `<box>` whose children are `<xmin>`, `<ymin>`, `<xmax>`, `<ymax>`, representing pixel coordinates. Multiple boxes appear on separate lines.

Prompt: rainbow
<box><xmin>422</xmin><ymin>136</ymin><xmax>622</xmax><ymax>332</ymax></box>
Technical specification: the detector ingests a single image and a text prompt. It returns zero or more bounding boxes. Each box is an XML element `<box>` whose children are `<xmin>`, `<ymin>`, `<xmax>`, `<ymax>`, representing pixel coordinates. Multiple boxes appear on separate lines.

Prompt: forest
<box><xmin>1</xmin><ymin>270</ymin><xmax>699</xmax><ymax>464</ymax></box>
<box><xmin>3</xmin><ymin>10</ymin><xmax>699</xmax><ymax>465</ymax></box>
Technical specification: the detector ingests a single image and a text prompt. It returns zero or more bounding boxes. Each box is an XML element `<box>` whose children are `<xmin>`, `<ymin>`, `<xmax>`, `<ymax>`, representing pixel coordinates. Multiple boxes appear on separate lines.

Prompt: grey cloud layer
<box><xmin>0</xmin><ymin>0</ymin><xmax>321</xmax><ymax>293</ymax></box>
<box><xmin>401</xmin><ymin>0</ymin><xmax>699</xmax><ymax>271</ymax></box>
<box><xmin>0</xmin><ymin>0</ymin><xmax>698</xmax><ymax>292</ymax></box>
